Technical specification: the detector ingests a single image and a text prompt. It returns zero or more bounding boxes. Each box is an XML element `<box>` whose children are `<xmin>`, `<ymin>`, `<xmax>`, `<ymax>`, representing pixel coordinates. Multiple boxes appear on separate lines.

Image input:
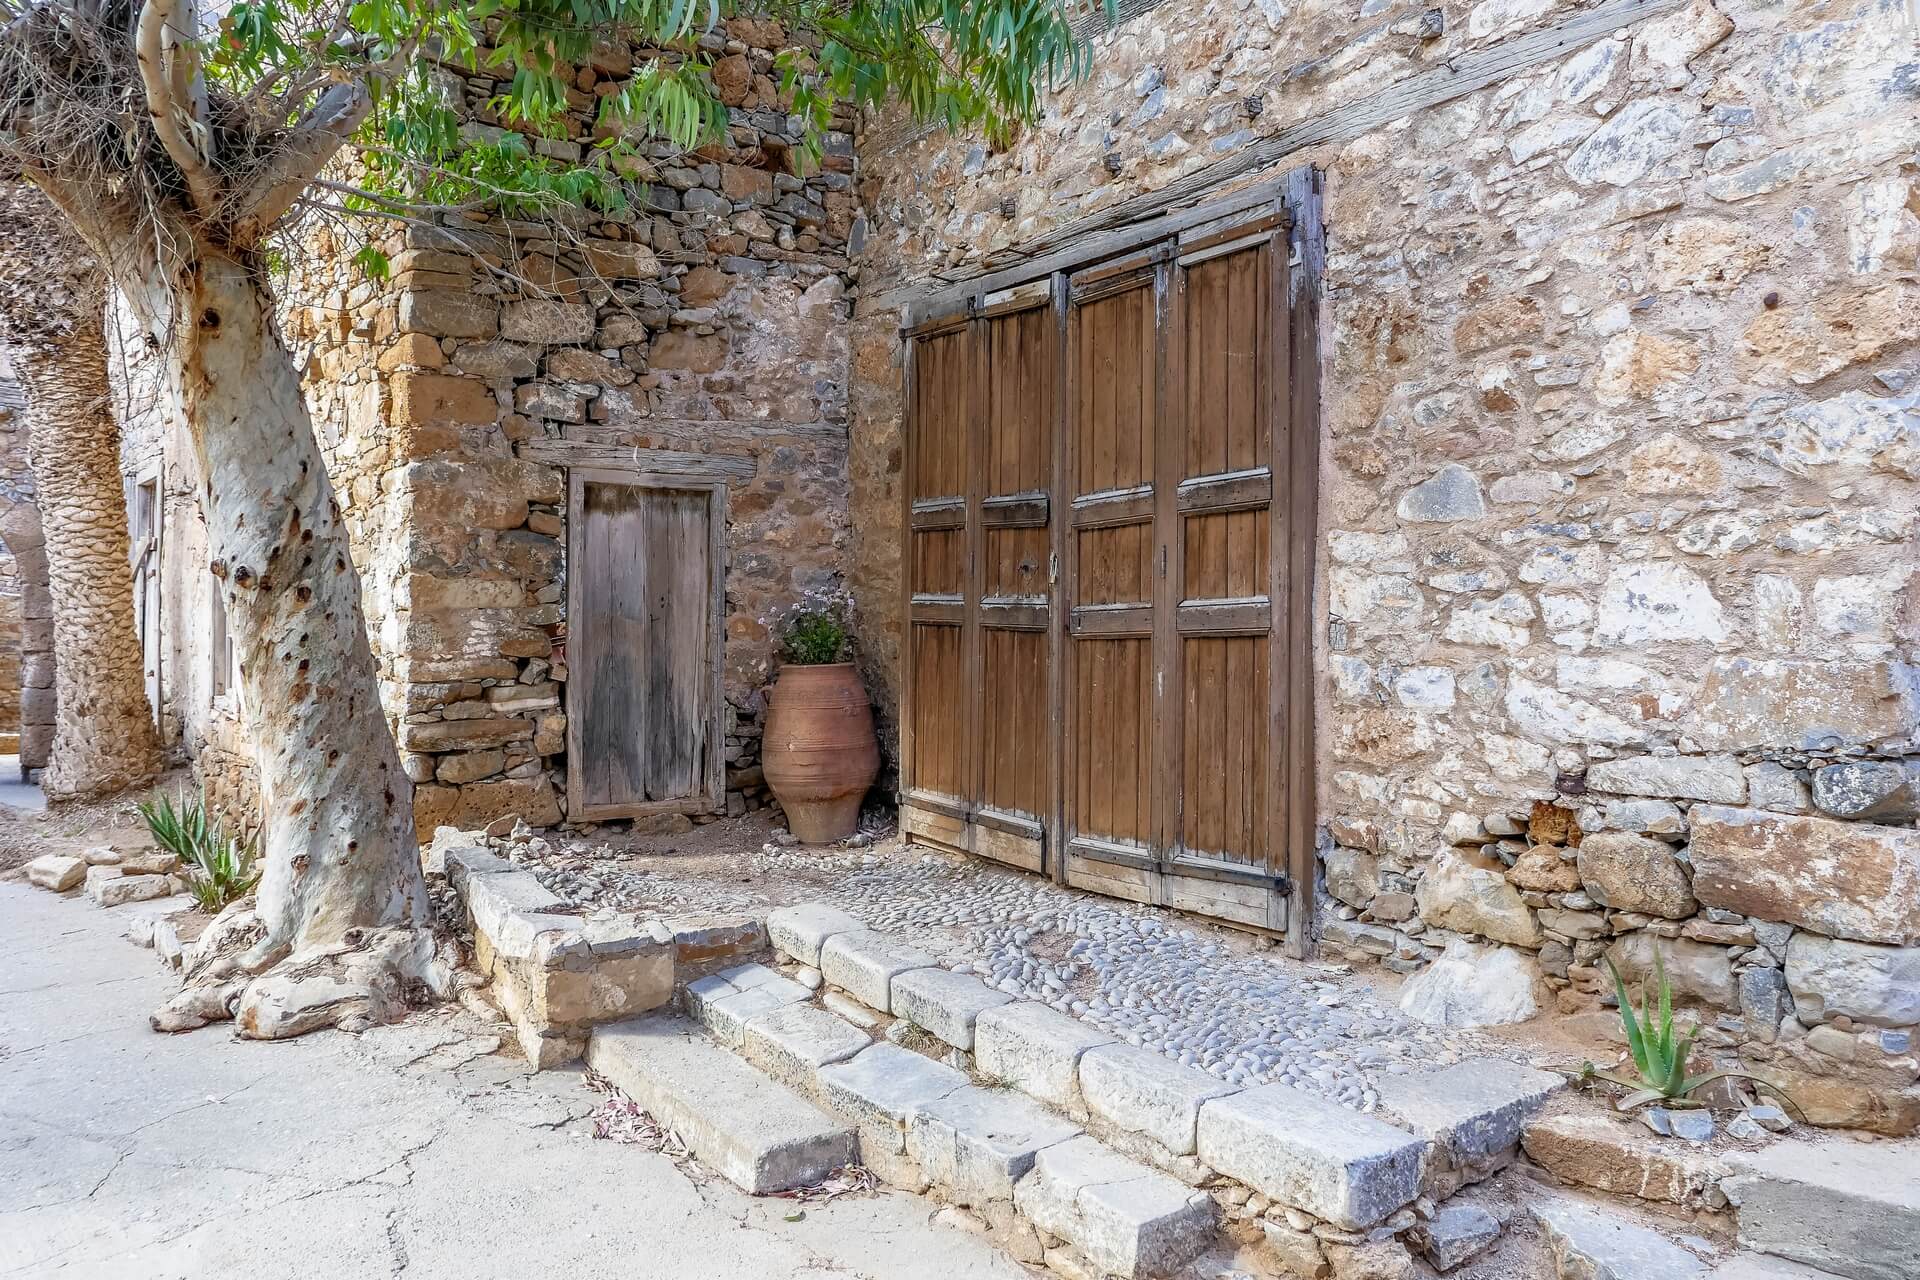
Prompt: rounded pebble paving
<box><xmin>504</xmin><ymin>833</ymin><xmax>1524</xmax><ymax>1112</ymax></box>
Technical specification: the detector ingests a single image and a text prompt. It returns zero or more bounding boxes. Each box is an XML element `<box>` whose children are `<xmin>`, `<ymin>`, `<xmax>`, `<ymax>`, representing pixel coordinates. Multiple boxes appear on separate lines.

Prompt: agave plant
<box><xmin>1581</xmin><ymin>955</ymin><xmax>1802</xmax><ymax>1118</ymax></box>
<box><xmin>137</xmin><ymin>789</ymin><xmax>262</xmax><ymax>913</ymax></box>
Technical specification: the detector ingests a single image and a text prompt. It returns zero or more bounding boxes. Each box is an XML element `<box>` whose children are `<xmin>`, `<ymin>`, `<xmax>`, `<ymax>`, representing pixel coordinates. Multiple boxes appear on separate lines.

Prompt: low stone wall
<box><xmin>441</xmin><ymin>838</ymin><xmax>769</xmax><ymax>1066</ymax></box>
<box><xmin>1325</xmin><ymin>756</ymin><xmax>1920</xmax><ymax>1133</ymax></box>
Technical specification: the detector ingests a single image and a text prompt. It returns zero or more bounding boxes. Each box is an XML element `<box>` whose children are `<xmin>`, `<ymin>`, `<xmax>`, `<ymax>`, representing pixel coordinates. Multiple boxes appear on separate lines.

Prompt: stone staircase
<box><xmin>584</xmin><ymin>901</ymin><xmax>1582</xmax><ymax>1278</ymax></box>
<box><xmin>455</xmin><ymin>881</ymin><xmax>1920</xmax><ymax>1280</ymax></box>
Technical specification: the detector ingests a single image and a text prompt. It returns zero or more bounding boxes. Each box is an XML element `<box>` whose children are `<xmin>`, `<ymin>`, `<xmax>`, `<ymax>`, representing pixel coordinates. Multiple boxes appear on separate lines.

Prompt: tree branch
<box><xmin>227</xmin><ymin>80</ymin><xmax>371</xmax><ymax>246</ymax></box>
<box><xmin>135</xmin><ymin>0</ymin><xmax>221</xmax><ymax>218</ymax></box>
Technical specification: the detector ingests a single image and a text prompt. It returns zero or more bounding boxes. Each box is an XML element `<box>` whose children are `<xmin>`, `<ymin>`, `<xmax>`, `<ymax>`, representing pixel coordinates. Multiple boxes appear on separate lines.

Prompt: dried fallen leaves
<box><xmin>583</xmin><ymin>1071</ymin><xmax>876</xmax><ymax>1204</ymax></box>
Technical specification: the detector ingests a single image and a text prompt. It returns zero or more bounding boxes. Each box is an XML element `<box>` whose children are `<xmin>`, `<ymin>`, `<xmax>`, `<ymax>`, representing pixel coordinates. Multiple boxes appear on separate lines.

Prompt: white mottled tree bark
<box><xmin>112</xmin><ymin>240</ymin><xmax>446</xmax><ymax>1037</ymax></box>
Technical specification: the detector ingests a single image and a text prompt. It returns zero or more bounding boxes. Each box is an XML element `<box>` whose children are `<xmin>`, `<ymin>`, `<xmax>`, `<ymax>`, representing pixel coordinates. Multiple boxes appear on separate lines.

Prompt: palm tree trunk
<box><xmin>7</xmin><ymin>284</ymin><xmax>162</xmax><ymax>801</ymax></box>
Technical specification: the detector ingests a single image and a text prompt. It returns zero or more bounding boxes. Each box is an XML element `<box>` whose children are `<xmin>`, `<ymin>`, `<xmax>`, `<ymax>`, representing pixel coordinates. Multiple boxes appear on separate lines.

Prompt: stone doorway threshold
<box><xmin>495</xmin><ymin>811</ymin><xmax>1596</xmax><ymax>1113</ymax></box>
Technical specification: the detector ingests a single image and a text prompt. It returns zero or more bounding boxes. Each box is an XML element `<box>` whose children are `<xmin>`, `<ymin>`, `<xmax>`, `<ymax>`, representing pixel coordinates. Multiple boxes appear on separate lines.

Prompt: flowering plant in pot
<box><xmin>761</xmin><ymin>606</ymin><xmax>880</xmax><ymax>843</ymax></box>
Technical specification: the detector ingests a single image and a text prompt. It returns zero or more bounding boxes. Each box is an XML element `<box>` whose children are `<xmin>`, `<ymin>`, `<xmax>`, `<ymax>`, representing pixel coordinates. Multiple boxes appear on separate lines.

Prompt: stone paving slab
<box><xmin>1012</xmin><ymin>1134</ymin><xmax>1214</xmax><ymax>1279</ymax></box>
<box><xmin>1375</xmin><ymin>1057</ymin><xmax>1566</xmax><ymax>1163</ymax></box>
<box><xmin>741</xmin><ymin>1003</ymin><xmax>871</xmax><ymax>1099</ymax></box>
<box><xmin>1706</xmin><ymin>1256</ymin><xmax>1851</xmax><ymax>1279</ymax></box>
<box><xmin>1079</xmin><ymin>1043</ymin><xmax>1238</xmax><ymax>1157</ymax></box>
<box><xmin>975</xmin><ymin>1001</ymin><xmax>1116</xmax><ymax>1115</ymax></box>
<box><xmin>686</xmin><ymin>963</ymin><xmax>815</xmax><ymax>1047</ymax></box>
<box><xmin>1723</xmin><ymin>1138</ymin><xmax>1920</xmax><ymax>1280</ymax></box>
<box><xmin>1531</xmin><ymin>1196</ymin><xmax>1708</xmax><ymax>1280</ymax></box>
<box><xmin>587</xmin><ymin>1013</ymin><xmax>857</xmax><ymax>1195</ymax></box>
<box><xmin>816</xmin><ymin>1043</ymin><xmax>968</xmax><ymax>1154</ymax></box>
<box><xmin>819</xmin><ymin>930</ymin><xmax>938</xmax><ymax>1013</ymax></box>
<box><xmin>892</xmin><ymin>965</ymin><xmax>1013</xmax><ymax>1050</ymax></box>
<box><xmin>767</xmin><ymin>902</ymin><xmax>866</xmax><ymax>967</ymax></box>
<box><xmin>906</xmin><ymin>1085</ymin><xmax>1083</xmax><ymax>1206</ymax></box>
<box><xmin>1195</xmin><ymin>1083</ymin><xmax>1426</xmax><ymax>1230</ymax></box>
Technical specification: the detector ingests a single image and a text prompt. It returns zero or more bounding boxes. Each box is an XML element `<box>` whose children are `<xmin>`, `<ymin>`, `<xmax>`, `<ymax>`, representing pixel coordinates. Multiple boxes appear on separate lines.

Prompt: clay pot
<box><xmin>761</xmin><ymin>663</ymin><xmax>879</xmax><ymax>843</ymax></box>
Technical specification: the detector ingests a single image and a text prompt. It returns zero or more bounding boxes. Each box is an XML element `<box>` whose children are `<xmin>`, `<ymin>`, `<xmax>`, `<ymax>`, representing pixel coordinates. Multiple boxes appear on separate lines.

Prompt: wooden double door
<box><xmin>900</xmin><ymin>206</ymin><xmax>1317</xmax><ymax>942</ymax></box>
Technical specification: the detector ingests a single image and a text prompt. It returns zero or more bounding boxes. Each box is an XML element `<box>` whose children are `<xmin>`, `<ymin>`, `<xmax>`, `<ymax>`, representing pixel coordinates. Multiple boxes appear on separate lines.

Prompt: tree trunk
<box><xmin>0</xmin><ymin>184</ymin><xmax>162</xmax><ymax>801</ymax></box>
<box><xmin>121</xmin><ymin>241</ymin><xmax>443</xmax><ymax>1037</ymax></box>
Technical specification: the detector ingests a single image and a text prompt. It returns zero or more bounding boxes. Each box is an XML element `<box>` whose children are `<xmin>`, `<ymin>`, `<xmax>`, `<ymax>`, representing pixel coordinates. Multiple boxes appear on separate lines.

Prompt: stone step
<box><xmin>1196</xmin><ymin>1082</ymin><xmax>1427</xmax><ymax>1230</ymax></box>
<box><xmin>816</xmin><ymin>1042</ymin><xmax>969</xmax><ymax>1184</ymax></box>
<box><xmin>1375</xmin><ymin>1057</ymin><xmax>1566</xmax><ymax>1192</ymax></box>
<box><xmin>683</xmin><ymin>962</ymin><xmax>813</xmax><ymax>1046</ymax></box>
<box><xmin>1531</xmin><ymin>1194</ymin><xmax>1709</xmax><ymax>1279</ymax></box>
<box><xmin>586</xmin><ymin>1013</ymin><xmax>856</xmax><ymax>1194</ymax></box>
<box><xmin>1012</xmin><ymin>1134</ymin><xmax>1215</xmax><ymax>1279</ymax></box>
<box><xmin>1722</xmin><ymin>1138</ymin><xmax>1920</xmax><ymax>1280</ymax></box>
<box><xmin>907</xmin><ymin>1084</ymin><xmax>1084</xmax><ymax>1207</ymax></box>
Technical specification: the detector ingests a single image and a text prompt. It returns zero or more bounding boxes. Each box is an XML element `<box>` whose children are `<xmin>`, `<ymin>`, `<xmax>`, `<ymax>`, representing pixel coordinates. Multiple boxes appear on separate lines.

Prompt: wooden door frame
<box><xmin>130</xmin><ymin>464</ymin><xmax>164</xmax><ymax>732</ymax></box>
<box><xmin>564</xmin><ymin>466</ymin><xmax>728</xmax><ymax>821</ymax></box>
<box><xmin>898</xmin><ymin>166</ymin><xmax>1324</xmax><ymax>957</ymax></box>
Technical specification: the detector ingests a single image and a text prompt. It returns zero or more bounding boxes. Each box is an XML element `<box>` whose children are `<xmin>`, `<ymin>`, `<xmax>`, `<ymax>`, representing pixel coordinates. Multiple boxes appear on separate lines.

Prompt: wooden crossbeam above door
<box><xmin>518</xmin><ymin>439</ymin><xmax>758</xmax><ymax>480</ymax></box>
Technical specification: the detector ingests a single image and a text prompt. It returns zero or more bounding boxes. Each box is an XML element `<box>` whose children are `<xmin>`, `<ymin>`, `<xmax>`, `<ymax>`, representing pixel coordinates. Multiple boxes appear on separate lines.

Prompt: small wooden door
<box><xmin>567</xmin><ymin>472</ymin><xmax>725</xmax><ymax>820</ymax></box>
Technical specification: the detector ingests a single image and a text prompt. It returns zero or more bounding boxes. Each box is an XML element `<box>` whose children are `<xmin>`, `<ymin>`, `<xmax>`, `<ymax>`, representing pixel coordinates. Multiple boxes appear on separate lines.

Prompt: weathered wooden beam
<box><xmin>865</xmin><ymin>0</ymin><xmax>1684</xmax><ymax>320</ymax></box>
<box><xmin>517</xmin><ymin>439</ymin><xmax>759</xmax><ymax>480</ymax></box>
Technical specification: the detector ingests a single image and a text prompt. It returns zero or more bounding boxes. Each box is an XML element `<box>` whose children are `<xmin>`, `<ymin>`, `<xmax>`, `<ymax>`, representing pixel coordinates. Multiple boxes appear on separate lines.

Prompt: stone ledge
<box><xmin>450</xmin><ymin>848</ymin><xmax>678</xmax><ymax>1068</ymax></box>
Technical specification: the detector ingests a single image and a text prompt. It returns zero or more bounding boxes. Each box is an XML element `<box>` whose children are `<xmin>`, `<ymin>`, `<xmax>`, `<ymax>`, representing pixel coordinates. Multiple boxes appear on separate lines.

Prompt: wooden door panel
<box><xmin>908</xmin><ymin>623</ymin><xmax>967</xmax><ymax>800</ymax></box>
<box><xmin>1072</xmin><ymin>637</ymin><xmax>1155</xmax><ymax>847</ymax></box>
<box><xmin>974</xmin><ymin>301</ymin><xmax>1055</xmax><ymax>847</ymax></box>
<box><xmin>1181</xmin><ymin>634</ymin><xmax>1268</xmax><ymax>864</ymax></box>
<box><xmin>905</xmin><ymin>320</ymin><xmax>974</xmax><ymax>809</ymax></box>
<box><xmin>981</xmin><ymin>626</ymin><xmax>1048</xmax><ymax>823</ymax></box>
<box><xmin>569</xmin><ymin>478</ymin><xmax>723</xmax><ymax>819</ymax></box>
<box><xmin>1073</xmin><ymin>283</ymin><xmax>1157</xmax><ymax>497</ymax></box>
<box><xmin>1065</xmin><ymin>265</ymin><xmax>1162</xmax><ymax>879</ymax></box>
<box><xmin>1164</xmin><ymin>233</ymin><xmax>1287</xmax><ymax>926</ymax></box>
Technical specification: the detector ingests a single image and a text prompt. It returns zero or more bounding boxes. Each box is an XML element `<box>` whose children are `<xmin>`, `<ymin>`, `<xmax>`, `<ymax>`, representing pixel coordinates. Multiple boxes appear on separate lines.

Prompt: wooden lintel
<box><xmin>518</xmin><ymin>439</ymin><xmax>758</xmax><ymax>481</ymax></box>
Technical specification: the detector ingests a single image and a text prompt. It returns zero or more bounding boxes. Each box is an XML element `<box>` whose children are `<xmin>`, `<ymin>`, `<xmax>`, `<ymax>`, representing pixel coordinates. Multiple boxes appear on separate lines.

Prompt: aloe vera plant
<box><xmin>1582</xmin><ymin>956</ymin><xmax>1801</xmax><ymax>1118</ymax></box>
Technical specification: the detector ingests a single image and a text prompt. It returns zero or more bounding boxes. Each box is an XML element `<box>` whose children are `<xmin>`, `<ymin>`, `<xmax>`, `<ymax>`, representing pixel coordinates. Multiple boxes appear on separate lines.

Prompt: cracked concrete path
<box><xmin>0</xmin><ymin>880</ymin><xmax>1030</xmax><ymax>1279</ymax></box>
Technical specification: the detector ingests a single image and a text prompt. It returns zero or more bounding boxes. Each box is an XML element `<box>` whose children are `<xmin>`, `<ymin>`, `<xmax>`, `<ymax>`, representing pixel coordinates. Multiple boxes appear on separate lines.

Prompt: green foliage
<box><xmin>138</xmin><ymin>789</ymin><xmax>262</xmax><ymax>914</ymax></box>
<box><xmin>1580</xmin><ymin>957</ymin><xmax>1802</xmax><ymax>1118</ymax></box>
<box><xmin>782</xmin><ymin>608</ymin><xmax>849</xmax><ymax>664</ymax></box>
<box><xmin>204</xmin><ymin>0</ymin><xmax>1107</xmax><ymax>221</ymax></box>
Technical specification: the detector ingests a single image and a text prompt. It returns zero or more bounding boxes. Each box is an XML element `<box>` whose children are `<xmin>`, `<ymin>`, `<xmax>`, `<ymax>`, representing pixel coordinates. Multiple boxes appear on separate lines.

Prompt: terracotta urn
<box><xmin>761</xmin><ymin>662</ymin><xmax>880</xmax><ymax>843</ymax></box>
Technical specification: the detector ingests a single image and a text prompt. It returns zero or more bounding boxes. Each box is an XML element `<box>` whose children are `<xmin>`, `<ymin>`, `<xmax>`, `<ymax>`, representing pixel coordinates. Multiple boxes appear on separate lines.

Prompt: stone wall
<box><xmin>848</xmin><ymin>0</ymin><xmax>1920</xmax><ymax>1113</ymax></box>
<box><xmin>276</xmin><ymin>19</ymin><xmax>859</xmax><ymax>836</ymax></box>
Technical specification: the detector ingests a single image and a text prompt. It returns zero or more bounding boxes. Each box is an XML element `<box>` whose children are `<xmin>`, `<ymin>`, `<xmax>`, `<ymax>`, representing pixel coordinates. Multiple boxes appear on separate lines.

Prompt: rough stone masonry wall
<box><xmin>278</xmin><ymin>20</ymin><xmax>859</xmax><ymax>837</ymax></box>
<box><xmin>849</xmin><ymin>0</ymin><xmax>1920</xmax><ymax>1120</ymax></box>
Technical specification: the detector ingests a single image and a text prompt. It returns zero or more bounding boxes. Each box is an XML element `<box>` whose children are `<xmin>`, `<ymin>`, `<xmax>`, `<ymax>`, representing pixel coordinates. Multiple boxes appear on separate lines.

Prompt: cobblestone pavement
<box><xmin>511</xmin><ymin>822</ymin><xmax>1531</xmax><ymax>1113</ymax></box>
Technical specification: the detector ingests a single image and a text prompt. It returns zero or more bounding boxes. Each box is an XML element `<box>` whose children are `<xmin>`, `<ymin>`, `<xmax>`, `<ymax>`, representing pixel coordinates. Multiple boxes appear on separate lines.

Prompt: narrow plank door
<box><xmin>901</xmin><ymin>317</ymin><xmax>973</xmax><ymax>841</ymax></box>
<box><xmin>567</xmin><ymin>473</ymin><xmax>725</xmax><ymax>820</ymax></box>
<box><xmin>900</xmin><ymin>300</ymin><xmax>1058</xmax><ymax>874</ymax></box>
<box><xmin>1164</xmin><ymin>221</ymin><xmax>1292</xmax><ymax>931</ymax></box>
<box><xmin>1061</xmin><ymin>254</ymin><xmax>1167</xmax><ymax>904</ymax></box>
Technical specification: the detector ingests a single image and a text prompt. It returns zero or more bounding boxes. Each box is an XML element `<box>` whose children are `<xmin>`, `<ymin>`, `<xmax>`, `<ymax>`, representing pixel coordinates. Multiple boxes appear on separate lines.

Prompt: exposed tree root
<box><xmin>152</xmin><ymin>900</ymin><xmax>464</xmax><ymax>1039</ymax></box>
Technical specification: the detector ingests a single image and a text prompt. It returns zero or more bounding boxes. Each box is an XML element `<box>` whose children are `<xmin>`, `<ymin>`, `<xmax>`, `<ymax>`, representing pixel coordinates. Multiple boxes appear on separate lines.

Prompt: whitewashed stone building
<box><xmin>121</xmin><ymin>0</ymin><xmax>1917</xmax><ymax>1124</ymax></box>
